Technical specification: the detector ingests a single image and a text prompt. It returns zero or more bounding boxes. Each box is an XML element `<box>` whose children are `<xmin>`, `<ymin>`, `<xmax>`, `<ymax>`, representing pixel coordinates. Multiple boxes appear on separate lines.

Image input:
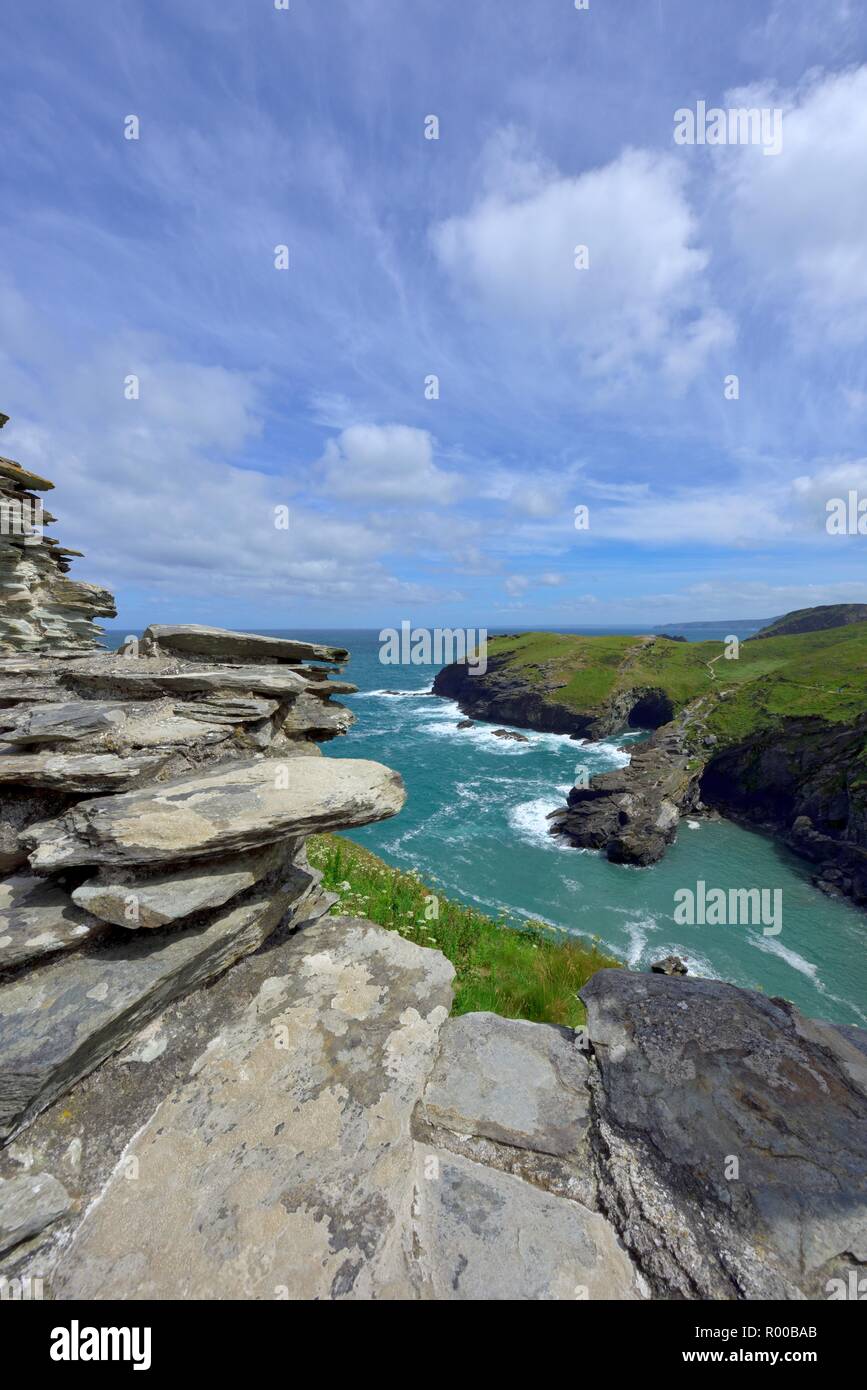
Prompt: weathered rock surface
<box><xmin>0</xmin><ymin>857</ymin><xmax>328</xmax><ymax>1141</ymax></box>
<box><xmin>23</xmin><ymin>755</ymin><xmax>406</xmax><ymax>870</ymax></box>
<box><xmin>0</xmin><ymin>873</ymin><xmax>103</xmax><ymax>971</ymax></box>
<box><xmin>413</xmin><ymin>1012</ymin><xmax>595</xmax><ymax>1205</ymax></box>
<box><xmin>71</xmin><ymin>840</ymin><xmax>298</xmax><ymax>929</ymax></box>
<box><xmin>0</xmin><ymin>1171</ymin><xmax>71</xmax><ymax>1255</ymax></box>
<box><xmin>580</xmin><ymin>969</ymin><xmax>867</xmax><ymax>1299</ymax></box>
<box><xmin>141</xmin><ymin>623</ymin><xmax>348</xmax><ymax>665</ymax></box>
<box><xmin>53</xmin><ymin>917</ymin><xmax>455</xmax><ymax>1299</ymax></box>
<box><xmin>407</xmin><ymin>1144</ymin><xmax>640</xmax><ymax>1300</ymax></box>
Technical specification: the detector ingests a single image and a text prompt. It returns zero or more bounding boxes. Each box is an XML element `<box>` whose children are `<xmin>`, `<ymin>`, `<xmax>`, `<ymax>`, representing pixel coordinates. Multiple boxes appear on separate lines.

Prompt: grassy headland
<box><xmin>482</xmin><ymin>623</ymin><xmax>867</xmax><ymax>748</ymax></box>
<box><xmin>306</xmin><ymin>833</ymin><xmax>618</xmax><ymax>1027</ymax></box>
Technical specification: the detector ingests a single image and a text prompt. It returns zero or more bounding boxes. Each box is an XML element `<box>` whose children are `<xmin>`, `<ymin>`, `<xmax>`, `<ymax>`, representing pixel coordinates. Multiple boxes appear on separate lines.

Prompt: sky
<box><xmin>2</xmin><ymin>0</ymin><xmax>867</xmax><ymax>631</ymax></box>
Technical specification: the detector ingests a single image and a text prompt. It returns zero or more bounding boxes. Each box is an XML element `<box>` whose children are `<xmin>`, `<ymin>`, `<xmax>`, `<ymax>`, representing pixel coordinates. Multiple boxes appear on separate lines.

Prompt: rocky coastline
<box><xmin>435</xmin><ymin>647</ymin><xmax>867</xmax><ymax>904</ymax></box>
<box><xmin>0</xmin><ymin>423</ymin><xmax>865</xmax><ymax>1301</ymax></box>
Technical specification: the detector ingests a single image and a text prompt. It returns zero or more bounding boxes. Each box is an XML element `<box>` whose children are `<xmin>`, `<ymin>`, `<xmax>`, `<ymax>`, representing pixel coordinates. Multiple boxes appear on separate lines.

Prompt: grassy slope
<box><xmin>486</xmin><ymin>624</ymin><xmax>867</xmax><ymax>745</ymax></box>
<box><xmin>306</xmin><ymin>833</ymin><xmax>618</xmax><ymax>1027</ymax></box>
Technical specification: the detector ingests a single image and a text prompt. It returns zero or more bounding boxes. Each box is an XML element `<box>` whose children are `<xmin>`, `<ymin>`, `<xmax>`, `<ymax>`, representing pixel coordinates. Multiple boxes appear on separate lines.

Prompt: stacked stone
<box><xmin>0</xmin><ymin>414</ymin><xmax>115</xmax><ymax>652</ymax></box>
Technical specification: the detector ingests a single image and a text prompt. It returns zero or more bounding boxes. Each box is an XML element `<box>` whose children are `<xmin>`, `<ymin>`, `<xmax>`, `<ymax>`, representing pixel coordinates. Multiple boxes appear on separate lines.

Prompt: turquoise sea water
<box><xmin>108</xmin><ymin>626</ymin><xmax>867</xmax><ymax>1026</ymax></box>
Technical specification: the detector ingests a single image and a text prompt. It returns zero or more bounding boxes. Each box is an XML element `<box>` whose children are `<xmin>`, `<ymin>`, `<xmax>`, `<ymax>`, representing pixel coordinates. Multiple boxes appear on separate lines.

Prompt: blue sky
<box><xmin>2</xmin><ymin>0</ymin><xmax>867</xmax><ymax>630</ymax></box>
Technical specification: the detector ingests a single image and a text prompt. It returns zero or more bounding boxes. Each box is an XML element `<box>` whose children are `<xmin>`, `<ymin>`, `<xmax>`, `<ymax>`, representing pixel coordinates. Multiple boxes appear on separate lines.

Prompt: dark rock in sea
<box><xmin>550</xmin><ymin>712</ymin><xmax>699</xmax><ymax>865</ymax></box>
<box><xmin>492</xmin><ymin>728</ymin><xmax>529</xmax><ymax>742</ymax></box>
<box><xmin>650</xmin><ymin>955</ymin><xmax>688</xmax><ymax>975</ymax></box>
<box><xmin>456</xmin><ymin>719</ymin><xmax>475</xmax><ymax>729</ymax></box>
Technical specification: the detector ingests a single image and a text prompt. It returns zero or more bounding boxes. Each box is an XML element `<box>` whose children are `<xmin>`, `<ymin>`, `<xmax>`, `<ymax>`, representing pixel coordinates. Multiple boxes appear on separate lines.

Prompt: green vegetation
<box><xmin>306</xmin><ymin>833</ymin><xmax>619</xmax><ymax>1027</ymax></box>
<box><xmin>487</xmin><ymin>621</ymin><xmax>867</xmax><ymax>746</ymax></box>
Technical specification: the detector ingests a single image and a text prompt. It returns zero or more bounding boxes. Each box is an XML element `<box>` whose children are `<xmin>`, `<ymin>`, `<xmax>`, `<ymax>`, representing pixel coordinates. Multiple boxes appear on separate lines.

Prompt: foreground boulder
<box><xmin>50</xmin><ymin>918</ymin><xmax>642</xmax><ymax>1302</ymax></box>
<box><xmin>580</xmin><ymin>969</ymin><xmax>867</xmax><ymax>1299</ymax></box>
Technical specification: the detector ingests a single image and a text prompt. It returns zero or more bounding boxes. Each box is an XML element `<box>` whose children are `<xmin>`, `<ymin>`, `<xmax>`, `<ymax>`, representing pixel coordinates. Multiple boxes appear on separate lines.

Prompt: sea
<box><xmin>106</xmin><ymin>624</ymin><xmax>867</xmax><ymax>1027</ymax></box>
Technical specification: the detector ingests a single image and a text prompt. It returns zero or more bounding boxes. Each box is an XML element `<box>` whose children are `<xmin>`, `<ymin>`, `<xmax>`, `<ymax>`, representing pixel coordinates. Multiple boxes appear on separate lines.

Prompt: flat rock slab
<box><xmin>142</xmin><ymin>624</ymin><xmax>348</xmax><ymax>665</ymax></box>
<box><xmin>68</xmin><ymin>666</ymin><xmax>310</xmax><ymax>700</ymax></box>
<box><xmin>414</xmin><ymin>1012</ymin><xmax>594</xmax><ymax>1204</ymax></box>
<box><xmin>420</xmin><ymin>1012</ymin><xmax>589</xmax><ymax>1155</ymax></box>
<box><xmin>0</xmin><ymin>1172</ymin><xmax>70</xmax><ymax>1255</ymax></box>
<box><xmin>0</xmin><ymin>865</ymin><xmax>321</xmax><ymax>1141</ymax></box>
<box><xmin>176</xmin><ymin>697</ymin><xmax>278</xmax><ymax>726</ymax></box>
<box><xmin>0</xmin><ymin>700</ymin><xmax>128</xmax><ymax>745</ymax></box>
<box><xmin>407</xmin><ymin>1145</ymin><xmax>641</xmax><ymax>1300</ymax></box>
<box><xmin>580</xmin><ymin>969</ymin><xmax>867</xmax><ymax>1299</ymax></box>
<box><xmin>72</xmin><ymin>839</ymin><xmax>299</xmax><ymax>928</ymax></box>
<box><xmin>53</xmin><ymin>917</ymin><xmax>455</xmax><ymax>1299</ymax></box>
<box><xmin>0</xmin><ymin>873</ymin><xmax>103</xmax><ymax>972</ymax></box>
<box><xmin>23</xmin><ymin>755</ymin><xmax>406</xmax><ymax>870</ymax></box>
<box><xmin>0</xmin><ymin>749</ymin><xmax>168</xmax><ymax>792</ymax></box>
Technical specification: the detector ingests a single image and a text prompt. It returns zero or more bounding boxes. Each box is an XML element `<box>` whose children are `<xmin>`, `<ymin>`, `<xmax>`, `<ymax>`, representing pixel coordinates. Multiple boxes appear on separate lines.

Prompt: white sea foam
<box><xmin>749</xmin><ymin>931</ymin><xmax>821</xmax><ymax>983</ymax></box>
<box><xmin>508</xmin><ymin>797</ymin><xmax>576</xmax><ymax>851</ymax></box>
<box><xmin>352</xmin><ymin>687</ymin><xmax>434</xmax><ymax>699</ymax></box>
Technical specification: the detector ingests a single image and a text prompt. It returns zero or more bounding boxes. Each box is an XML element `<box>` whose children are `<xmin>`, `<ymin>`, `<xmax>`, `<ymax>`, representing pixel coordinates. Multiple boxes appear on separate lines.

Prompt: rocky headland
<box><xmin>0</xmin><ymin>425</ymin><xmax>865</xmax><ymax>1301</ymax></box>
<box><xmin>435</xmin><ymin>628</ymin><xmax>867</xmax><ymax>901</ymax></box>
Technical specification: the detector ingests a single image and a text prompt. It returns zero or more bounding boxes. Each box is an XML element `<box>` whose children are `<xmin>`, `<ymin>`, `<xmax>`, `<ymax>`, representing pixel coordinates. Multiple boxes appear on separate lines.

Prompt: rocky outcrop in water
<box><xmin>548</xmin><ymin>711</ymin><xmax>701</xmax><ymax>865</ymax></box>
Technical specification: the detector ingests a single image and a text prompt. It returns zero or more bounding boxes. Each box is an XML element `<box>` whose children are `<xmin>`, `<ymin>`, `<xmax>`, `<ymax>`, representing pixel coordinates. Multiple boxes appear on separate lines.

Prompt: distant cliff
<box><xmin>751</xmin><ymin>603</ymin><xmax>867</xmax><ymax>640</ymax></box>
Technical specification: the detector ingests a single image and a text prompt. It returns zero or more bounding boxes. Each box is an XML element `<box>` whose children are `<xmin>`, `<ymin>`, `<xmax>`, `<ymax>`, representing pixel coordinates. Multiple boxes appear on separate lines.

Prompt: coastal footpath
<box><xmin>434</xmin><ymin>626</ymin><xmax>867</xmax><ymax>902</ymax></box>
<box><xmin>0</xmin><ymin>419</ymin><xmax>865</xmax><ymax>1300</ymax></box>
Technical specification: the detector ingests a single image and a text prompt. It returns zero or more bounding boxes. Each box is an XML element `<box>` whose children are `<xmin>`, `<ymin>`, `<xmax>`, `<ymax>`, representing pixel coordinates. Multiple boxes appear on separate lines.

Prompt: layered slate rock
<box><xmin>0</xmin><ymin>874</ymin><xmax>103</xmax><ymax>971</ymax></box>
<box><xmin>140</xmin><ymin>623</ymin><xmax>348</xmax><ymax>665</ymax></box>
<box><xmin>0</xmin><ymin>1171</ymin><xmax>71</xmax><ymax>1256</ymax></box>
<box><xmin>23</xmin><ymin>755</ymin><xmax>406</xmax><ymax>870</ymax></box>
<box><xmin>0</xmin><ymin>857</ymin><xmax>329</xmax><ymax>1141</ymax></box>
<box><xmin>580</xmin><ymin>969</ymin><xmax>867</xmax><ymax>1299</ymax></box>
<box><xmin>71</xmin><ymin>840</ymin><xmax>298</xmax><ymax>929</ymax></box>
<box><xmin>0</xmin><ymin>750</ymin><xmax>169</xmax><ymax>792</ymax></box>
<box><xmin>0</xmin><ymin>415</ymin><xmax>115</xmax><ymax>653</ymax></box>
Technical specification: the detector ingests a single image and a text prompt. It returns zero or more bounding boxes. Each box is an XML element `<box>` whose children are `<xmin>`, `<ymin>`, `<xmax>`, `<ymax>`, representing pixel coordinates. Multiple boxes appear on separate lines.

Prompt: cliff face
<box><xmin>0</xmin><ymin>417</ymin><xmax>115</xmax><ymax>651</ymax></box>
<box><xmin>701</xmin><ymin>714</ymin><xmax>867</xmax><ymax>903</ymax></box>
<box><xmin>433</xmin><ymin>650</ymin><xmax>674</xmax><ymax>739</ymax></box>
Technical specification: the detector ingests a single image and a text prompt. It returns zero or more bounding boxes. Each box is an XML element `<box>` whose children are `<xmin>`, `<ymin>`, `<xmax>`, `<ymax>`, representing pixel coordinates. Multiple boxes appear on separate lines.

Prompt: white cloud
<box><xmin>432</xmin><ymin>139</ymin><xmax>733</xmax><ymax>378</ymax></box>
<box><xmin>318</xmin><ymin>424</ymin><xmax>460</xmax><ymax>504</ymax></box>
<box><xmin>722</xmin><ymin>67</ymin><xmax>867</xmax><ymax>339</ymax></box>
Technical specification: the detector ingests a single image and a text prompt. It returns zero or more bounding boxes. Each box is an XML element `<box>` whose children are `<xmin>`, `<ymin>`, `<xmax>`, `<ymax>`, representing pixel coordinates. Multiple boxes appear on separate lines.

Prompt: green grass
<box><xmin>306</xmin><ymin>833</ymin><xmax>619</xmax><ymax>1027</ymax></box>
<box><xmin>487</xmin><ymin>622</ymin><xmax>867</xmax><ymax>745</ymax></box>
